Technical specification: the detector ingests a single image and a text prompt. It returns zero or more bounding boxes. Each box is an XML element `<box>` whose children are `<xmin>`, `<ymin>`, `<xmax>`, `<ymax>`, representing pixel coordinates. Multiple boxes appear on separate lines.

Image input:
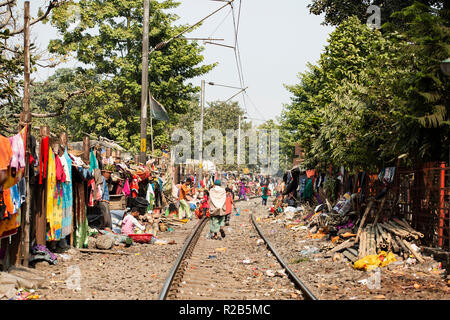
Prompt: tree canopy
<box><xmin>281</xmin><ymin>2</ymin><xmax>450</xmax><ymax>172</ymax></box>
<box><xmin>36</xmin><ymin>0</ymin><xmax>215</xmax><ymax>151</ymax></box>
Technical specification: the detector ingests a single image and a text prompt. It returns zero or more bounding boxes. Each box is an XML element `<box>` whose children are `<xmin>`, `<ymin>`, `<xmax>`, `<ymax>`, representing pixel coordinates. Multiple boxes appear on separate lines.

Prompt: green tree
<box><xmin>308</xmin><ymin>0</ymin><xmax>447</xmax><ymax>26</ymax></box>
<box><xmin>46</xmin><ymin>0</ymin><xmax>215</xmax><ymax>151</ymax></box>
<box><xmin>0</xmin><ymin>0</ymin><xmax>64</xmax><ymax>134</ymax></box>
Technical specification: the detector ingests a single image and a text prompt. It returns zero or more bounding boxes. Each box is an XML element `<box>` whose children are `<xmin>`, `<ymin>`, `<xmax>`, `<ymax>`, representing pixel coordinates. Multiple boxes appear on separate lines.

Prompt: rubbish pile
<box><xmin>268</xmin><ymin>166</ymin><xmax>437</xmax><ymax>272</ymax></box>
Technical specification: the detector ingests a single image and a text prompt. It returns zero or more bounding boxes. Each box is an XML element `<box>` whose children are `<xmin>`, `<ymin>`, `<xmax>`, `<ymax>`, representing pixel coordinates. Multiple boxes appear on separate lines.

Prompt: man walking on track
<box><xmin>178</xmin><ymin>177</ymin><xmax>192</xmax><ymax>219</ymax></box>
<box><xmin>208</xmin><ymin>180</ymin><xmax>227</xmax><ymax>240</ymax></box>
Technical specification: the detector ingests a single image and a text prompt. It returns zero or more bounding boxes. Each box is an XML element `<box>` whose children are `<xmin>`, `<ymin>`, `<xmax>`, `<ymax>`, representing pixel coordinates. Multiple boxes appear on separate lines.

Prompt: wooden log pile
<box><xmin>356</xmin><ymin>218</ymin><xmax>425</xmax><ymax>262</ymax></box>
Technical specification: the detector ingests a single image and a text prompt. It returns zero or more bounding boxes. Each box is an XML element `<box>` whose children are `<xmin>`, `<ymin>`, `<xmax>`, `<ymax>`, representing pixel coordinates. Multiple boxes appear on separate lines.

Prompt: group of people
<box><xmin>174</xmin><ymin>177</ymin><xmax>236</xmax><ymax>240</ymax></box>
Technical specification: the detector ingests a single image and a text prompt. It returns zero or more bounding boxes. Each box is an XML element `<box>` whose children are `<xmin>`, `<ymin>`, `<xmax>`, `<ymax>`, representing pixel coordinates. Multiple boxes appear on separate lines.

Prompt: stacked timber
<box><xmin>356</xmin><ymin>218</ymin><xmax>425</xmax><ymax>262</ymax></box>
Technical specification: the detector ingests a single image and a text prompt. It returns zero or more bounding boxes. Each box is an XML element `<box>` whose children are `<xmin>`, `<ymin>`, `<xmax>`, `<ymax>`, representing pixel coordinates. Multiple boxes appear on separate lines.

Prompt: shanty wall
<box><xmin>337</xmin><ymin>162</ymin><xmax>449</xmax><ymax>251</ymax></box>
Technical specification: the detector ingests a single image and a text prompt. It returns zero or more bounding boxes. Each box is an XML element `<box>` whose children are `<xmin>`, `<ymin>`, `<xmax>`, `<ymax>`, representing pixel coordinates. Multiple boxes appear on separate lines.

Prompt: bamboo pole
<box><xmin>394</xmin><ymin>235</ymin><xmax>409</xmax><ymax>253</ymax></box>
<box><xmin>373</xmin><ymin>197</ymin><xmax>386</xmax><ymax>226</ymax></box>
<box><xmin>379</xmin><ymin>222</ymin><xmax>407</xmax><ymax>238</ymax></box>
<box><xmin>395</xmin><ymin>218</ymin><xmax>424</xmax><ymax>238</ymax></box>
<box><xmin>356</xmin><ymin>199</ymin><xmax>374</xmax><ymax>242</ymax></box>
<box><xmin>358</xmin><ymin>228</ymin><xmax>366</xmax><ymax>259</ymax></box>
<box><xmin>402</xmin><ymin>239</ymin><xmax>425</xmax><ymax>263</ymax></box>
<box><xmin>388</xmin><ymin>232</ymin><xmax>398</xmax><ymax>252</ymax></box>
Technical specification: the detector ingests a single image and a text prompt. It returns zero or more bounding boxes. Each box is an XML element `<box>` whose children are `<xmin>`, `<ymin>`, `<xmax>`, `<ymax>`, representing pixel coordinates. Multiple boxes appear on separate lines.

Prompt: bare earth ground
<box><xmin>31</xmin><ymin>197</ymin><xmax>450</xmax><ymax>300</ymax></box>
<box><xmin>254</xmin><ymin>198</ymin><xmax>450</xmax><ymax>300</ymax></box>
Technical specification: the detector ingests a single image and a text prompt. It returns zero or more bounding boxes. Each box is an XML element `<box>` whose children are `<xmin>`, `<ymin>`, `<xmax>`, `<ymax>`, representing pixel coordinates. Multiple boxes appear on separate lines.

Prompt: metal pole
<box><xmin>140</xmin><ymin>0</ymin><xmax>150</xmax><ymax>164</ymax></box>
<box><xmin>199</xmin><ymin>80</ymin><xmax>205</xmax><ymax>181</ymax></box>
<box><xmin>237</xmin><ymin>115</ymin><xmax>241</xmax><ymax>174</ymax></box>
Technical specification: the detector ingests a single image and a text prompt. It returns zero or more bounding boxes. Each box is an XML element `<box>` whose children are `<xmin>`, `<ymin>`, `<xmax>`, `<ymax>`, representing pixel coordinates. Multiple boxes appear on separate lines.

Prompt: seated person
<box><xmin>121</xmin><ymin>207</ymin><xmax>145</xmax><ymax>235</ymax></box>
<box><xmin>284</xmin><ymin>192</ymin><xmax>297</xmax><ymax>207</ymax></box>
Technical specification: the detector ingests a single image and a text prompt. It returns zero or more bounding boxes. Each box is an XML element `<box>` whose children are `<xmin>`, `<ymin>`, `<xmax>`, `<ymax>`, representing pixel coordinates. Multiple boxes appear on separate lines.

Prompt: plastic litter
<box><xmin>353</xmin><ymin>251</ymin><xmax>396</xmax><ymax>272</ymax></box>
<box><xmin>299</xmin><ymin>246</ymin><xmax>320</xmax><ymax>256</ymax></box>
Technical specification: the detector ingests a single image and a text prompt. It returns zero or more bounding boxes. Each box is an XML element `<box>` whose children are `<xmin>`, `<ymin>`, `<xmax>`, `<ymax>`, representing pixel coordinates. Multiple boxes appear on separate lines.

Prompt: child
<box><xmin>121</xmin><ymin>207</ymin><xmax>145</xmax><ymax>235</ymax></box>
<box><xmin>200</xmin><ymin>189</ymin><xmax>210</xmax><ymax>218</ymax></box>
<box><xmin>225</xmin><ymin>187</ymin><xmax>237</xmax><ymax>226</ymax></box>
<box><xmin>261</xmin><ymin>184</ymin><xmax>269</xmax><ymax>206</ymax></box>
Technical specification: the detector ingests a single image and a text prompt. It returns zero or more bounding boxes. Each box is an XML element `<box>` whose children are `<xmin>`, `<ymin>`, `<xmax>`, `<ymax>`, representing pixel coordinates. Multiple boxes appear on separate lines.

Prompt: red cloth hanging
<box><xmin>54</xmin><ymin>155</ymin><xmax>66</xmax><ymax>183</ymax></box>
<box><xmin>39</xmin><ymin>136</ymin><xmax>49</xmax><ymax>184</ymax></box>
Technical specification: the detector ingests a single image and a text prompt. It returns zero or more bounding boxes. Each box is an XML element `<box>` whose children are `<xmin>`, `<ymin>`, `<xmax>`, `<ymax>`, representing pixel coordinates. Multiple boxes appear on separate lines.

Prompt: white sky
<box><xmin>23</xmin><ymin>0</ymin><xmax>334</xmax><ymax>124</ymax></box>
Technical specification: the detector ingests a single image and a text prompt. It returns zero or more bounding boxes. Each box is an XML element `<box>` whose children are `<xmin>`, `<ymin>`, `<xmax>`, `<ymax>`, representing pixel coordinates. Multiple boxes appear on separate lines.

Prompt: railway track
<box><xmin>158</xmin><ymin>198</ymin><xmax>318</xmax><ymax>300</ymax></box>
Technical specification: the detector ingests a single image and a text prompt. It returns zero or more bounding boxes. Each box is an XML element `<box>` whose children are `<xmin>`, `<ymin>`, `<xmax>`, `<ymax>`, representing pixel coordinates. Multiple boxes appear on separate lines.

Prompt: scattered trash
<box><xmin>57</xmin><ymin>254</ymin><xmax>72</xmax><ymax>262</ymax></box>
<box><xmin>354</xmin><ymin>251</ymin><xmax>396</xmax><ymax>272</ymax></box>
<box><xmin>208</xmin><ymin>255</ymin><xmax>217</xmax><ymax>259</ymax></box>
<box><xmin>215</xmin><ymin>248</ymin><xmax>227</xmax><ymax>253</ymax></box>
<box><xmin>154</xmin><ymin>239</ymin><xmax>168</xmax><ymax>245</ymax></box>
<box><xmin>242</xmin><ymin>259</ymin><xmax>251</xmax><ymax>264</ymax></box>
<box><xmin>299</xmin><ymin>246</ymin><xmax>320</xmax><ymax>257</ymax></box>
<box><xmin>266</xmin><ymin>270</ymin><xmax>275</xmax><ymax>277</ymax></box>
<box><xmin>256</xmin><ymin>239</ymin><xmax>264</xmax><ymax>246</ymax></box>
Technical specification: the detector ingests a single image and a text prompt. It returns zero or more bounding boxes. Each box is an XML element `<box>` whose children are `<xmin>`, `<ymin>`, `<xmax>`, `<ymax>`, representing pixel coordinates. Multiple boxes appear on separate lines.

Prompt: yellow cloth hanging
<box><xmin>46</xmin><ymin>148</ymin><xmax>62</xmax><ymax>241</ymax></box>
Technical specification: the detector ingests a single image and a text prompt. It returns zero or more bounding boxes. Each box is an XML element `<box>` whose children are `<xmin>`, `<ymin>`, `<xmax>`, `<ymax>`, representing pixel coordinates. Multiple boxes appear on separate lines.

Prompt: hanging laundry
<box><xmin>130</xmin><ymin>175</ymin><xmax>139</xmax><ymax>198</ymax></box>
<box><xmin>123</xmin><ymin>179</ymin><xmax>131</xmax><ymax>197</ymax></box>
<box><xmin>89</xmin><ymin>149</ymin><xmax>98</xmax><ymax>173</ymax></box>
<box><xmin>54</xmin><ymin>155</ymin><xmax>66</xmax><ymax>183</ymax></box>
<box><xmin>59</xmin><ymin>153</ymin><xmax>71</xmax><ymax>183</ymax></box>
<box><xmin>10</xmin><ymin>184</ymin><xmax>20</xmax><ymax>214</ymax></box>
<box><xmin>0</xmin><ymin>188</ymin><xmax>15</xmax><ymax>220</ymax></box>
<box><xmin>146</xmin><ymin>182</ymin><xmax>155</xmax><ymax>210</ymax></box>
<box><xmin>46</xmin><ymin>148</ymin><xmax>63</xmax><ymax>241</ymax></box>
<box><xmin>61</xmin><ymin>148</ymin><xmax>73</xmax><ymax>238</ymax></box>
<box><xmin>0</xmin><ymin>193</ymin><xmax>20</xmax><ymax>238</ymax></box>
<box><xmin>8</xmin><ymin>127</ymin><xmax>26</xmax><ymax>173</ymax></box>
<box><xmin>39</xmin><ymin>136</ymin><xmax>49</xmax><ymax>184</ymax></box>
<box><xmin>18</xmin><ymin>178</ymin><xmax>26</xmax><ymax>205</ymax></box>
<box><xmin>0</xmin><ymin>135</ymin><xmax>13</xmax><ymax>171</ymax></box>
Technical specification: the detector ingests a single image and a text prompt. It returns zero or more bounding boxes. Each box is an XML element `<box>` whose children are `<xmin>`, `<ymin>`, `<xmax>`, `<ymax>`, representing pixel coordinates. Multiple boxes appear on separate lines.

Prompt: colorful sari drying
<box><xmin>61</xmin><ymin>149</ymin><xmax>73</xmax><ymax>238</ymax></box>
<box><xmin>46</xmin><ymin>148</ymin><xmax>63</xmax><ymax>241</ymax></box>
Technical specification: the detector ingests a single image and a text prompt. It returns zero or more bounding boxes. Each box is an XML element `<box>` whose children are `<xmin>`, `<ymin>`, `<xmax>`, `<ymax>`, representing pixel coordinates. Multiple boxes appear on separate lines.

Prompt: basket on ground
<box><xmin>128</xmin><ymin>234</ymin><xmax>153</xmax><ymax>243</ymax></box>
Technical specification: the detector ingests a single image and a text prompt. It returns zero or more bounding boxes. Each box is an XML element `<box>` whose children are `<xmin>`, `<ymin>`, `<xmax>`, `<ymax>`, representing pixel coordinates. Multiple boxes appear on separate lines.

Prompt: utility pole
<box><xmin>140</xmin><ymin>0</ymin><xmax>150</xmax><ymax>164</ymax></box>
<box><xmin>19</xmin><ymin>1</ymin><xmax>31</xmax><ymax>267</ymax></box>
<box><xmin>199</xmin><ymin>80</ymin><xmax>205</xmax><ymax>181</ymax></box>
<box><xmin>237</xmin><ymin>115</ymin><xmax>241</xmax><ymax>174</ymax></box>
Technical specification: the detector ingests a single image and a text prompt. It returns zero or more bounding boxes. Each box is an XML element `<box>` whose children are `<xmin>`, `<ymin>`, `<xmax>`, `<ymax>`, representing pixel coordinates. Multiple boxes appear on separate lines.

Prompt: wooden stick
<box><xmin>394</xmin><ymin>235</ymin><xmax>409</xmax><ymax>253</ymax></box>
<box><xmin>375</xmin><ymin>225</ymin><xmax>382</xmax><ymax>251</ymax></box>
<box><xmin>387</xmin><ymin>232</ymin><xmax>397</xmax><ymax>252</ymax></box>
<box><xmin>402</xmin><ymin>240</ymin><xmax>425</xmax><ymax>263</ymax></box>
<box><xmin>358</xmin><ymin>229</ymin><xmax>366</xmax><ymax>259</ymax></box>
<box><xmin>342</xmin><ymin>250</ymin><xmax>358</xmax><ymax>263</ymax></box>
<box><xmin>78</xmin><ymin>248</ymin><xmax>132</xmax><ymax>255</ymax></box>
<box><xmin>356</xmin><ymin>199</ymin><xmax>374</xmax><ymax>242</ymax></box>
<box><xmin>373</xmin><ymin>197</ymin><xmax>386</xmax><ymax>226</ymax></box>
<box><xmin>347</xmin><ymin>248</ymin><xmax>358</xmax><ymax>257</ymax></box>
<box><xmin>389</xmin><ymin>220</ymin><xmax>418</xmax><ymax>239</ymax></box>
<box><xmin>327</xmin><ymin>238</ymin><xmax>355</xmax><ymax>255</ymax></box>
<box><xmin>396</xmin><ymin>218</ymin><xmax>424</xmax><ymax>238</ymax></box>
<box><xmin>379</xmin><ymin>223</ymin><xmax>407</xmax><ymax>238</ymax></box>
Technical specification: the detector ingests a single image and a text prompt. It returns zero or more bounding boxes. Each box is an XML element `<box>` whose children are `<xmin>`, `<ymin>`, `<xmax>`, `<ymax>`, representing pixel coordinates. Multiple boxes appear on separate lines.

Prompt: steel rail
<box><xmin>158</xmin><ymin>216</ymin><xmax>208</xmax><ymax>300</ymax></box>
<box><xmin>157</xmin><ymin>196</ymin><xmax>266</xmax><ymax>300</ymax></box>
<box><xmin>251</xmin><ymin>214</ymin><xmax>319</xmax><ymax>300</ymax></box>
